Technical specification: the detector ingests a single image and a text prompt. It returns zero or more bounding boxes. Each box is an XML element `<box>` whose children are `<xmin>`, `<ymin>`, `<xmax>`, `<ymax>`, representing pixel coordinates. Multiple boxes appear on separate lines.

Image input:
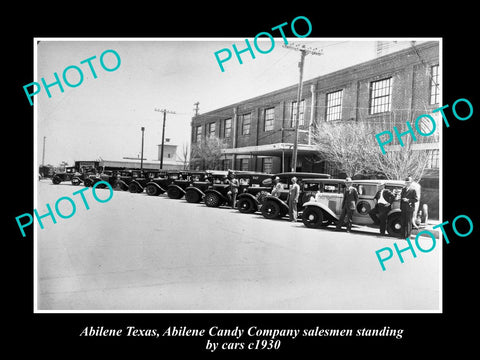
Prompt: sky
<box><xmin>35</xmin><ymin>38</ymin><xmax>426</xmax><ymax>167</ymax></box>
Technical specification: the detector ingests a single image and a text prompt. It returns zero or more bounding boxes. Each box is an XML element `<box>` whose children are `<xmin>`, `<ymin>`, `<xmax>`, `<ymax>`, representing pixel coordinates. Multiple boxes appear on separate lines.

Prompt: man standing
<box><xmin>336</xmin><ymin>178</ymin><xmax>358</xmax><ymax>233</ymax></box>
<box><xmin>271</xmin><ymin>176</ymin><xmax>282</xmax><ymax>197</ymax></box>
<box><xmin>400</xmin><ymin>176</ymin><xmax>418</xmax><ymax>239</ymax></box>
<box><xmin>228</xmin><ymin>172</ymin><xmax>239</xmax><ymax>209</ymax></box>
<box><xmin>288</xmin><ymin>177</ymin><xmax>300</xmax><ymax>222</ymax></box>
<box><xmin>371</xmin><ymin>186</ymin><xmax>396</xmax><ymax>236</ymax></box>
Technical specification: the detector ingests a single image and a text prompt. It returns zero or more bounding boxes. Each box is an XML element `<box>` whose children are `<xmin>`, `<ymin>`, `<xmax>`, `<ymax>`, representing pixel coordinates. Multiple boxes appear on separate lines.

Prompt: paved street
<box><xmin>36</xmin><ymin>180</ymin><xmax>440</xmax><ymax>311</ymax></box>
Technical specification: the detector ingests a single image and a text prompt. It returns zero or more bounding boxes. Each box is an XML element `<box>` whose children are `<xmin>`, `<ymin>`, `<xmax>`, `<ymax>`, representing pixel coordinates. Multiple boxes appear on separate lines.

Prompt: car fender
<box><xmin>146</xmin><ymin>181</ymin><xmax>166</xmax><ymax>192</ymax></box>
<box><xmin>204</xmin><ymin>188</ymin><xmax>228</xmax><ymax>201</ymax></box>
<box><xmin>237</xmin><ymin>192</ymin><xmax>259</xmax><ymax>205</ymax></box>
<box><xmin>185</xmin><ymin>186</ymin><xmax>205</xmax><ymax>197</ymax></box>
<box><xmin>167</xmin><ymin>183</ymin><xmax>186</xmax><ymax>195</ymax></box>
<box><xmin>262</xmin><ymin>195</ymin><xmax>289</xmax><ymax>212</ymax></box>
<box><xmin>387</xmin><ymin>208</ymin><xmax>402</xmax><ymax>217</ymax></box>
<box><xmin>130</xmin><ymin>180</ymin><xmax>144</xmax><ymax>190</ymax></box>
<box><xmin>303</xmin><ymin>201</ymin><xmax>339</xmax><ymax>221</ymax></box>
<box><xmin>117</xmin><ymin>179</ymin><xmax>129</xmax><ymax>187</ymax></box>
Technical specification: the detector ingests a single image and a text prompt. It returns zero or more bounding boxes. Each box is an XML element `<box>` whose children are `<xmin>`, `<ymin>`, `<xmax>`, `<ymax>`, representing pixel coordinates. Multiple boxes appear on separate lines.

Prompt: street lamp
<box><xmin>140</xmin><ymin>127</ymin><xmax>145</xmax><ymax>171</ymax></box>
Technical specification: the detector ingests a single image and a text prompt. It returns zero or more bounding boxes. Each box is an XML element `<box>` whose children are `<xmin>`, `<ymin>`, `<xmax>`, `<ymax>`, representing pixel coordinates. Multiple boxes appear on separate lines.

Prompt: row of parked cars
<box><xmin>50</xmin><ymin>167</ymin><xmax>427</xmax><ymax>237</ymax></box>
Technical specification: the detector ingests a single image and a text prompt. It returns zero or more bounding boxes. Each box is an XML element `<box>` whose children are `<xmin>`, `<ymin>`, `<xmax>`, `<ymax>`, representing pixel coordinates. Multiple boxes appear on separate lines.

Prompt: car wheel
<box><xmin>145</xmin><ymin>184</ymin><xmax>159</xmax><ymax>196</ymax></box>
<box><xmin>237</xmin><ymin>197</ymin><xmax>255</xmax><ymax>213</ymax></box>
<box><xmin>128</xmin><ymin>182</ymin><xmax>140</xmax><ymax>193</ymax></box>
<box><xmin>302</xmin><ymin>207</ymin><xmax>324</xmax><ymax>228</ymax></box>
<box><xmin>167</xmin><ymin>186</ymin><xmax>183</xmax><ymax>199</ymax></box>
<box><xmin>387</xmin><ymin>213</ymin><xmax>402</xmax><ymax>237</ymax></box>
<box><xmin>261</xmin><ymin>200</ymin><xmax>281</xmax><ymax>219</ymax></box>
<box><xmin>52</xmin><ymin>176</ymin><xmax>61</xmax><ymax>185</ymax></box>
<box><xmin>83</xmin><ymin>178</ymin><xmax>93</xmax><ymax>187</ymax></box>
<box><xmin>185</xmin><ymin>189</ymin><xmax>201</xmax><ymax>203</ymax></box>
<box><xmin>204</xmin><ymin>192</ymin><xmax>221</xmax><ymax>207</ymax></box>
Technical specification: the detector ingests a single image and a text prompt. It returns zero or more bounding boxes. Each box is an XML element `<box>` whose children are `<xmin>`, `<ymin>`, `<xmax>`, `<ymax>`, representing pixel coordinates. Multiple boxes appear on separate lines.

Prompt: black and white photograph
<box><xmin>7</xmin><ymin>7</ymin><xmax>479</xmax><ymax>356</ymax></box>
<box><xmin>33</xmin><ymin>38</ymin><xmax>441</xmax><ymax>311</ymax></box>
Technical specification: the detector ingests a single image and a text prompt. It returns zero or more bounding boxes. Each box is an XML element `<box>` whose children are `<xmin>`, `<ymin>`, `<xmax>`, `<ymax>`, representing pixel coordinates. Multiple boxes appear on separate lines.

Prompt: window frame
<box><xmin>325</xmin><ymin>89</ymin><xmax>344</xmax><ymax>121</ymax></box>
<box><xmin>369</xmin><ymin>77</ymin><xmax>393</xmax><ymax>115</ymax></box>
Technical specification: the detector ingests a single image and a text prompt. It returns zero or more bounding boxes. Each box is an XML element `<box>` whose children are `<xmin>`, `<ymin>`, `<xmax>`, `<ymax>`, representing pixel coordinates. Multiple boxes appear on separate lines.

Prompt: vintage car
<box><xmin>259</xmin><ymin>173</ymin><xmax>332</xmax><ymax>219</ymax></box>
<box><xmin>203</xmin><ymin>170</ymin><xmax>273</xmax><ymax>208</ymax></box>
<box><xmin>144</xmin><ymin>171</ymin><xmax>182</xmax><ymax>196</ymax></box>
<box><xmin>127</xmin><ymin>170</ymin><xmax>162</xmax><ymax>193</ymax></box>
<box><xmin>83</xmin><ymin>170</ymin><xmax>118</xmax><ymax>188</ymax></box>
<box><xmin>51</xmin><ymin>166</ymin><xmax>82</xmax><ymax>185</ymax></box>
<box><xmin>183</xmin><ymin>170</ymin><xmax>229</xmax><ymax>203</ymax></box>
<box><xmin>165</xmin><ymin>171</ymin><xmax>210</xmax><ymax>199</ymax></box>
<box><xmin>301</xmin><ymin>179</ymin><xmax>418</xmax><ymax>237</ymax></box>
<box><xmin>113</xmin><ymin>169</ymin><xmax>141</xmax><ymax>191</ymax></box>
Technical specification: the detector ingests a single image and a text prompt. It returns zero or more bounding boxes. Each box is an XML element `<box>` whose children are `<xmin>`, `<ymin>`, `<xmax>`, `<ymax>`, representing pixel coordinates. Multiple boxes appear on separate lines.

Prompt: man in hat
<box><xmin>400</xmin><ymin>176</ymin><xmax>418</xmax><ymax>239</ymax></box>
<box><xmin>271</xmin><ymin>176</ymin><xmax>282</xmax><ymax>197</ymax></box>
<box><xmin>288</xmin><ymin>177</ymin><xmax>300</xmax><ymax>222</ymax></box>
<box><xmin>336</xmin><ymin>177</ymin><xmax>358</xmax><ymax>232</ymax></box>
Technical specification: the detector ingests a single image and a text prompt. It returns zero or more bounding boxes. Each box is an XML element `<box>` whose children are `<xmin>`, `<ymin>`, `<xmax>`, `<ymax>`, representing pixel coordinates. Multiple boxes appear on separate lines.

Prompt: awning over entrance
<box><xmin>220</xmin><ymin>143</ymin><xmax>318</xmax><ymax>157</ymax></box>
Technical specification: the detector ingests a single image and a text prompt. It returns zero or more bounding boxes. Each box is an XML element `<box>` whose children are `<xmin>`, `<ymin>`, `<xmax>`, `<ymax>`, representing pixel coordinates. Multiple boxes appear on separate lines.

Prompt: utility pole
<box><xmin>193</xmin><ymin>102</ymin><xmax>200</xmax><ymax>117</ymax></box>
<box><xmin>42</xmin><ymin>136</ymin><xmax>46</xmax><ymax>166</ymax></box>
<box><xmin>154</xmin><ymin>108</ymin><xmax>176</xmax><ymax>169</ymax></box>
<box><xmin>283</xmin><ymin>43</ymin><xmax>323</xmax><ymax>172</ymax></box>
<box><xmin>140</xmin><ymin>127</ymin><xmax>145</xmax><ymax>171</ymax></box>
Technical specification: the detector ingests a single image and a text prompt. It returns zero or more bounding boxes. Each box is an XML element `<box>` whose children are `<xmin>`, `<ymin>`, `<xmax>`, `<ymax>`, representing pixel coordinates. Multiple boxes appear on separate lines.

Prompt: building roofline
<box><xmin>193</xmin><ymin>41</ymin><xmax>439</xmax><ymax>118</ymax></box>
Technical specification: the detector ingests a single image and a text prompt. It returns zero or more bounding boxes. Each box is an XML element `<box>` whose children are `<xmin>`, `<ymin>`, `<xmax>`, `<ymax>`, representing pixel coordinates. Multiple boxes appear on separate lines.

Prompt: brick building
<box><xmin>190</xmin><ymin>41</ymin><xmax>440</xmax><ymax>182</ymax></box>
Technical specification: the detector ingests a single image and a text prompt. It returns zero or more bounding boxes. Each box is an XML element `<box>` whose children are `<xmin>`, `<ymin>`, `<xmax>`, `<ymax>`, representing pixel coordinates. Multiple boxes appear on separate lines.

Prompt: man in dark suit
<box><xmin>336</xmin><ymin>178</ymin><xmax>358</xmax><ymax>232</ymax></box>
<box><xmin>370</xmin><ymin>186</ymin><xmax>396</xmax><ymax>236</ymax></box>
<box><xmin>400</xmin><ymin>176</ymin><xmax>418</xmax><ymax>239</ymax></box>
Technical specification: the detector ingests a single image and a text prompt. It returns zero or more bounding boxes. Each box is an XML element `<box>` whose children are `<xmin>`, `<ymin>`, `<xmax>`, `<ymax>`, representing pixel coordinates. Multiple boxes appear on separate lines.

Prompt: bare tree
<box><xmin>191</xmin><ymin>136</ymin><xmax>228</xmax><ymax>170</ymax></box>
<box><xmin>178</xmin><ymin>142</ymin><xmax>190</xmax><ymax>170</ymax></box>
<box><xmin>312</xmin><ymin>119</ymin><xmax>430</xmax><ymax>181</ymax></box>
<box><xmin>313</xmin><ymin>120</ymin><xmax>377</xmax><ymax>178</ymax></box>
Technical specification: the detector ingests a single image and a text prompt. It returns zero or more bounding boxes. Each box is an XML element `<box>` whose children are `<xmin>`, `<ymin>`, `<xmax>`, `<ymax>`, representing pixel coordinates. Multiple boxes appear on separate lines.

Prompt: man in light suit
<box><xmin>336</xmin><ymin>177</ymin><xmax>358</xmax><ymax>233</ymax></box>
<box><xmin>288</xmin><ymin>177</ymin><xmax>300</xmax><ymax>222</ymax></box>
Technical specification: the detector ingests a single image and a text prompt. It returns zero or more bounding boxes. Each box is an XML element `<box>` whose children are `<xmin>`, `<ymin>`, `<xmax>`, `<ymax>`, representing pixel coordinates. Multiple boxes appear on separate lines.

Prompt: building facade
<box><xmin>190</xmin><ymin>41</ymin><xmax>440</xmax><ymax>182</ymax></box>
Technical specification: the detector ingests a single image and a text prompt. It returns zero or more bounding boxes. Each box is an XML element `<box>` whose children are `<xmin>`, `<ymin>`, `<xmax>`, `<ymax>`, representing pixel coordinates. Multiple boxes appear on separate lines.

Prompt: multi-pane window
<box><xmin>264</xmin><ymin>107</ymin><xmax>275</xmax><ymax>131</ymax></box>
<box><xmin>240</xmin><ymin>158</ymin><xmax>249</xmax><ymax>171</ymax></box>
<box><xmin>224</xmin><ymin>118</ymin><xmax>232</xmax><ymax>138</ymax></box>
<box><xmin>241</xmin><ymin>113</ymin><xmax>251</xmax><ymax>135</ymax></box>
<box><xmin>326</xmin><ymin>90</ymin><xmax>343</xmax><ymax>121</ymax></box>
<box><xmin>195</xmin><ymin>125</ymin><xmax>202</xmax><ymax>142</ymax></box>
<box><xmin>369</xmin><ymin>77</ymin><xmax>392</xmax><ymax>114</ymax></box>
<box><xmin>430</xmin><ymin>65</ymin><xmax>440</xmax><ymax>105</ymax></box>
<box><xmin>262</xmin><ymin>157</ymin><xmax>273</xmax><ymax>173</ymax></box>
<box><xmin>427</xmin><ymin>149</ymin><xmax>439</xmax><ymax>169</ymax></box>
<box><xmin>291</xmin><ymin>100</ymin><xmax>305</xmax><ymax>127</ymax></box>
<box><xmin>208</xmin><ymin>122</ymin><xmax>216</xmax><ymax>138</ymax></box>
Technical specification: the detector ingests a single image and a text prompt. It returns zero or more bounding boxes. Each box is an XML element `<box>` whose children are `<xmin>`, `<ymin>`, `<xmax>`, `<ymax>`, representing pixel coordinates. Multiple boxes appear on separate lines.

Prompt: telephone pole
<box><xmin>154</xmin><ymin>108</ymin><xmax>176</xmax><ymax>169</ymax></box>
<box><xmin>42</xmin><ymin>136</ymin><xmax>46</xmax><ymax>166</ymax></box>
<box><xmin>283</xmin><ymin>43</ymin><xmax>323</xmax><ymax>172</ymax></box>
<box><xmin>140</xmin><ymin>127</ymin><xmax>145</xmax><ymax>171</ymax></box>
<box><xmin>193</xmin><ymin>102</ymin><xmax>200</xmax><ymax>117</ymax></box>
